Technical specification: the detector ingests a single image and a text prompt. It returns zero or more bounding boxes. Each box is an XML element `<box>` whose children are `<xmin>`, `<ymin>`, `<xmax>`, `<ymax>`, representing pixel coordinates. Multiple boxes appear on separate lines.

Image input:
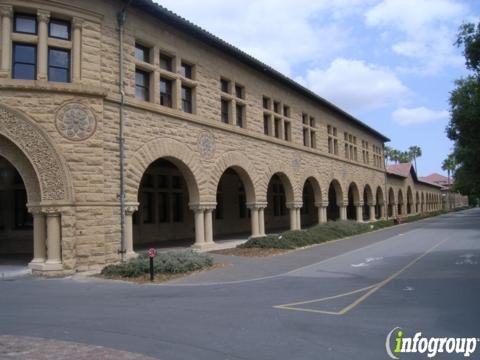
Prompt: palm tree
<box><xmin>384</xmin><ymin>146</ymin><xmax>393</xmax><ymax>164</ymax></box>
<box><xmin>398</xmin><ymin>151</ymin><xmax>412</xmax><ymax>163</ymax></box>
<box><xmin>390</xmin><ymin>149</ymin><xmax>400</xmax><ymax>164</ymax></box>
<box><xmin>409</xmin><ymin>146</ymin><xmax>422</xmax><ymax>173</ymax></box>
<box><xmin>442</xmin><ymin>155</ymin><xmax>456</xmax><ymax>186</ymax></box>
<box><xmin>442</xmin><ymin>154</ymin><xmax>456</xmax><ymax>210</ymax></box>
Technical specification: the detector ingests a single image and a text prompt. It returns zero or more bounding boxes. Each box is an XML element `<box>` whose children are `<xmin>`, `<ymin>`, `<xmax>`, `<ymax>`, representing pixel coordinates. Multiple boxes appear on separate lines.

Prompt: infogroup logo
<box><xmin>385</xmin><ymin>327</ymin><xmax>479</xmax><ymax>359</ymax></box>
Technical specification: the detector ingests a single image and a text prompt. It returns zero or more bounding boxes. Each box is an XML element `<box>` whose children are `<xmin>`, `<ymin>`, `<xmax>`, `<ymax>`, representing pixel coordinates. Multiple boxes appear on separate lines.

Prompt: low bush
<box><xmin>240</xmin><ymin>209</ymin><xmax>457</xmax><ymax>250</ymax></box>
<box><xmin>101</xmin><ymin>250</ymin><xmax>214</xmax><ymax>278</ymax></box>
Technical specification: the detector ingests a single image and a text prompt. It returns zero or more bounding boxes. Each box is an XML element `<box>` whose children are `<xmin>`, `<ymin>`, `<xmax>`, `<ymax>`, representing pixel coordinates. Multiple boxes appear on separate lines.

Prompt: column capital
<box><xmin>125</xmin><ymin>205</ymin><xmax>138</xmax><ymax>215</ymax></box>
<box><xmin>0</xmin><ymin>5</ymin><xmax>13</xmax><ymax>18</ymax></box>
<box><xmin>286</xmin><ymin>201</ymin><xmax>303</xmax><ymax>209</ymax></box>
<box><xmin>315</xmin><ymin>201</ymin><xmax>329</xmax><ymax>208</ymax></box>
<box><xmin>43</xmin><ymin>207</ymin><xmax>62</xmax><ymax>216</ymax></box>
<box><xmin>189</xmin><ymin>202</ymin><xmax>216</xmax><ymax>211</ymax></box>
<box><xmin>246</xmin><ymin>202</ymin><xmax>267</xmax><ymax>210</ymax></box>
<box><xmin>37</xmin><ymin>9</ymin><xmax>51</xmax><ymax>23</ymax></box>
<box><xmin>72</xmin><ymin>17</ymin><xmax>84</xmax><ymax>29</ymax></box>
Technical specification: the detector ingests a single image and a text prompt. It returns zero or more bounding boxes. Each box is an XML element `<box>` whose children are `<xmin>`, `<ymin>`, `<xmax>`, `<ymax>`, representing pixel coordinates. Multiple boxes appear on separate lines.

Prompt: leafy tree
<box><xmin>446</xmin><ymin>22</ymin><xmax>480</xmax><ymax>198</ymax></box>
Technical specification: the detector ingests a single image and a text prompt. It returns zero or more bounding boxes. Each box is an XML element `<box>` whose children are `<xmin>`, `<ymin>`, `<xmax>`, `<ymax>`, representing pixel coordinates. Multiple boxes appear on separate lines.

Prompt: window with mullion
<box><xmin>48</xmin><ymin>47</ymin><xmax>70</xmax><ymax>82</ymax></box>
<box><xmin>181</xmin><ymin>85</ymin><xmax>193</xmax><ymax>113</ymax></box>
<box><xmin>135</xmin><ymin>69</ymin><xmax>150</xmax><ymax>101</ymax></box>
<box><xmin>221</xmin><ymin>99</ymin><xmax>229</xmax><ymax>123</ymax></box>
<box><xmin>14</xmin><ymin>13</ymin><xmax>37</xmax><ymax>35</ymax></box>
<box><xmin>160</xmin><ymin>78</ymin><xmax>173</xmax><ymax>107</ymax></box>
<box><xmin>12</xmin><ymin>43</ymin><xmax>37</xmax><ymax>80</ymax></box>
<box><xmin>49</xmin><ymin>19</ymin><xmax>71</xmax><ymax>40</ymax></box>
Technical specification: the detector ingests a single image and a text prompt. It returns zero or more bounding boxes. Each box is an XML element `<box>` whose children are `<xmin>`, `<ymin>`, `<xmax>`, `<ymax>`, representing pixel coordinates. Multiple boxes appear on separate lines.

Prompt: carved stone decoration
<box><xmin>197</xmin><ymin>131</ymin><xmax>216</xmax><ymax>159</ymax></box>
<box><xmin>0</xmin><ymin>106</ymin><xmax>68</xmax><ymax>201</ymax></box>
<box><xmin>55</xmin><ymin>102</ymin><xmax>97</xmax><ymax>141</ymax></box>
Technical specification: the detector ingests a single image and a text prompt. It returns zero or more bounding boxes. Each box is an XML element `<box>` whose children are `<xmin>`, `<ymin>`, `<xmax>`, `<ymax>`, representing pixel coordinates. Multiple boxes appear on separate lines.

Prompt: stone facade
<box><xmin>0</xmin><ymin>0</ymin><xmax>450</xmax><ymax>275</ymax></box>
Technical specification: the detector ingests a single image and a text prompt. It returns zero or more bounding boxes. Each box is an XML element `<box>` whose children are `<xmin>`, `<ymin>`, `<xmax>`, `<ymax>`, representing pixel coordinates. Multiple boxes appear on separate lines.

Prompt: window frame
<box><xmin>48</xmin><ymin>18</ymin><xmax>71</xmax><ymax>40</ymax></box>
<box><xmin>48</xmin><ymin>47</ymin><xmax>71</xmax><ymax>83</ymax></box>
<box><xmin>12</xmin><ymin>42</ymin><xmax>37</xmax><ymax>80</ymax></box>
<box><xmin>135</xmin><ymin>68</ymin><xmax>150</xmax><ymax>101</ymax></box>
<box><xmin>13</xmin><ymin>13</ymin><xmax>37</xmax><ymax>35</ymax></box>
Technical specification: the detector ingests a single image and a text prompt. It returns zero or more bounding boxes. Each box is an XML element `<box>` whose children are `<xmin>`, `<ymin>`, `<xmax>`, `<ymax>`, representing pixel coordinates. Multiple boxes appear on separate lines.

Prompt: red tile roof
<box><xmin>386</xmin><ymin>163</ymin><xmax>413</xmax><ymax>177</ymax></box>
<box><xmin>420</xmin><ymin>173</ymin><xmax>450</xmax><ymax>184</ymax></box>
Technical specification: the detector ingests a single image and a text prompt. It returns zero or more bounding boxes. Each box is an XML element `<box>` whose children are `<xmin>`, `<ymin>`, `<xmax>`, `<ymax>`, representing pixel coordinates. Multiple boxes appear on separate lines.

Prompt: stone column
<box><xmin>369</xmin><ymin>205</ymin><xmax>376</xmax><ymax>221</ymax></box>
<box><xmin>296</xmin><ymin>207</ymin><xmax>301</xmax><ymax>230</ymax></box>
<box><xmin>44</xmin><ymin>210</ymin><xmax>62</xmax><ymax>270</ymax></box>
<box><xmin>339</xmin><ymin>205</ymin><xmax>347</xmax><ymax>220</ymax></box>
<box><xmin>192</xmin><ymin>208</ymin><xmax>205</xmax><ymax>248</ymax></box>
<box><xmin>72</xmin><ymin>18</ymin><xmax>83</xmax><ymax>82</ymax></box>
<box><xmin>204</xmin><ymin>208</ymin><xmax>214</xmax><ymax>244</ymax></box>
<box><xmin>316</xmin><ymin>202</ymin><xmax>327</xmax><ymax>224</ymax></box>
<box><xmin>0</xmin><ymin>5</ymin><xmax>12</xmax><ymax>78</ymax></box>
<box><xmin>124</xmin><ymin>205</ymin><xmax>138</xmax><ymax>259</ymax></box>
<box><xmin>258</xmin><ymin>207</ymin><xmax>265</xmax><ymax>236</ymax></box>
<box><xmin>356</xmin><ymin>205</ymin><xmax>363</xmax><ymax>222</ymax></box>
<box><xmin>289</xmin><ymin>207</ymin><xmax>296</xmax><ymax>230</ymax></box>
<box><xmin>248</xmin><ymin>206</ymin><xmax>260</xmax><ymax>237</ymax></box>
<box><xmin>37</xmin><ymin>10</ymin><xmax>50</xmax><ymax>81</ymax></box>
<box><xmin>29</xmin><ymin>209</ymin><xmax>46</xmax><ymax>268</ymax></box>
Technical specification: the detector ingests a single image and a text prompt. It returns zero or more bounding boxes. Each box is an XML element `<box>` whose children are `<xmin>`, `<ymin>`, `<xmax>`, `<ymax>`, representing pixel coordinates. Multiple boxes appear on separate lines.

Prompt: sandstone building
<box><xmin>0</xmin><ymin>0</ymin><xmax>456</xmax><ymax>275</ymax></box>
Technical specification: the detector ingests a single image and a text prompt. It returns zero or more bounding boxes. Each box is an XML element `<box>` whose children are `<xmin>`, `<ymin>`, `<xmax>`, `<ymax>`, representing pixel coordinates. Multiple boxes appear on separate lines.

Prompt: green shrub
<box><xmin>101</xmin><ymin>250</ymin><xmax>213</xmax><ymax>278</ymax></box>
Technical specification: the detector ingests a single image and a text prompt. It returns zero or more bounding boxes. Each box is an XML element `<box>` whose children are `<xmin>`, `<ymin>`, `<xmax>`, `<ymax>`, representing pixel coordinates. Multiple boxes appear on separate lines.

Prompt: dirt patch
<box><xmin>95</xmin><ymin>263</ymin><xmax>224</xmax><ymax>284</ymax></box>
<box><xmin>210</xmin><ymin>247</ymin><xmax>290</xmax><ymax>257</ymax></box>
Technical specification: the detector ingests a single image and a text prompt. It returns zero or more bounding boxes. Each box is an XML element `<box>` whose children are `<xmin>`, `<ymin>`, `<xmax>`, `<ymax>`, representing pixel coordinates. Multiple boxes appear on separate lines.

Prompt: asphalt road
<box><xmin>1</xmin><ymin>209</ymin><xmax>479</xmax><ymax>360</ymax></box>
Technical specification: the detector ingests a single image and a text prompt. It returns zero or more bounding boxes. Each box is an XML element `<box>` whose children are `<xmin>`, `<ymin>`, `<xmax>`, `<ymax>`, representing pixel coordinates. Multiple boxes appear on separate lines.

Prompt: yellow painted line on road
<box><xmin>274</xmin><ymin>238</ymin><xmax>449</xmax><ymax>316</ymax></box>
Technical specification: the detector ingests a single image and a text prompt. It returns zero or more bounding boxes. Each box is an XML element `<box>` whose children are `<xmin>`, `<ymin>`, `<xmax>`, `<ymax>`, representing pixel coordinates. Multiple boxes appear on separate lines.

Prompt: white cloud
<box><xmin>298</xmin><ymin>58</ymin><xmax>409</xmax><ymax>113</ymax></box>
<box><xmin>365</xmin><ymin>0</ymin><xmax>468</xmax><ymax>74</ymax></box>
<box><xmin>155</xmin><ymin>0</ymin><xmax>373</xmax><ymax>75</ymax></box>
<box><xmin>392</xmin><ymin>106</ymin><xmax>449</xmax><ymax>125</ymax></box>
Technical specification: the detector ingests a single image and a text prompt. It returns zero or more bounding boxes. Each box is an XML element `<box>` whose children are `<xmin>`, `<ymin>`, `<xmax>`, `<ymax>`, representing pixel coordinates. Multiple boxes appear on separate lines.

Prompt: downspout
<box><xmin>117</xmin><ymin>0</ymin><xmax>132</xmax><ymax>261</ymax></box>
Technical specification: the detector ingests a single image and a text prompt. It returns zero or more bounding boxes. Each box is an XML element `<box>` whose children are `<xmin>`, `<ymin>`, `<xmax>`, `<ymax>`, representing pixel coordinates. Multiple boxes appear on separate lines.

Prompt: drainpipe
<box><xmin>117</xmin><ymin>0</ymin><xmax>132</xmax><ymax>261</ymax></box>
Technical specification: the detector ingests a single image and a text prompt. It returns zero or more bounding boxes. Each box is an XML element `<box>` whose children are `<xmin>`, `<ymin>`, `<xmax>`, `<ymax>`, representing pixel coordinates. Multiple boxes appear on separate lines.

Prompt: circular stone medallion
<box><xmin>197</xmin><ymin>131</ymin><xmax>216</xmax><ymax>159</ymax></box>
<box><xmin>55</xmin><ymin>103</ymin><xmax>97</xmax><ymax>141</ymax></box>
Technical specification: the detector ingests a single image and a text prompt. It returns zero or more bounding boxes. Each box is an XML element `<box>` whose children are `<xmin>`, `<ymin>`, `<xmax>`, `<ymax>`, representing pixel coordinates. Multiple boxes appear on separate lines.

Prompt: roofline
<box><xmin>130</xmin><ymin>0</ymin><xmax>391</xmax><ymax>142</ymax></box>
<box><xmin>386</xmin><ymin>172</ymin><xmax>443</xmax><ymax>189</ymax></box>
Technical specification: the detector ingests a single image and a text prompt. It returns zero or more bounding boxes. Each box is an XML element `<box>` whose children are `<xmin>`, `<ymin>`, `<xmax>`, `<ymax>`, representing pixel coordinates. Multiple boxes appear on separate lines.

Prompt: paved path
<box><xmin>1</xmin><ymin>209</ymin><xmax>479</xmax><ymax>359</ymax></box>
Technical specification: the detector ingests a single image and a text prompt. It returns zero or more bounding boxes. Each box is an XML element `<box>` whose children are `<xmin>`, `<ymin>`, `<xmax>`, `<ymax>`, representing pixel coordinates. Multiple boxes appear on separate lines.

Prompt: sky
<box><xmin>156</xmin><ymin>0</ymin><xmax>479</xmax><ymax>177</ymax></box>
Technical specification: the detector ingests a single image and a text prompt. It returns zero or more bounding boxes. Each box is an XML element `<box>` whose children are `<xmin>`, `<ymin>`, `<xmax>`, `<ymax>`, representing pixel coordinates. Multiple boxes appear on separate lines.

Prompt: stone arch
<box><xmin>258</xmin><ymin>163</ymin><xmax>296</xmax><ymax>204</ymax></box>
<box><xmin>328</xmin><ymin>179</ymin><xmax>344</xmax><ymax>206</ymax></box>
<box><xmin>347</xmin><ymin>182</ymin><xmax>361</xmax><ymax>205</ymax></box>
<box><xmin>0</xmin><ymin>135</ymin><xmax>41</xmax><ymax>203</ymax></box>
<box><xmin>388</xmin><ymin>187</ymin><xmax>395</xmax><ymax>217</ymax></box>
<box><xmin>363</xmin><ymin>184</ymin><xmax>374</xmax><ymax>205</ymax></box>
<box><xmin>301</xmin><ymin>175</ymin><xmax>322</xmax><ymax>204</ymax></box>
<box><xmin>209</xmin><ymin>151</ymin><xmax>258</xmax><ymax>204</ymax></box>
<box><xmin>376</xmin><ymin>186</ymin><xmax>384</xmax><ymax>205</ymax></box>
<box><xmin>406</xmin><ymin>186</ymin><xmax>414</xmax><ymax>214</ymax></box>
<box><xmin>125</xmin><ymin>138</ymin><xmax>203</xmax><ymax>204</ymax></box>
<box><xmin>0</xmin><ymin>104</ymin><xmax>73</xmax><ymax>202</ymax></box>
<box><xmin>347</xmin><ymin>182</ymin><xmax>360</xmax><ymax>220</ymax></box>
<box><xmin>397</xmin><ymin>189</ymin><xmax>404</xmax><ymax>215</ymax></box>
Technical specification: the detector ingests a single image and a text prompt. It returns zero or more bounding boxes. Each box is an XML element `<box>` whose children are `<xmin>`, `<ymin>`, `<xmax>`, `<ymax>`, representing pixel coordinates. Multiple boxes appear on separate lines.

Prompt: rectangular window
<box><xmin>263</xmin><ymin>96</ymin><xmax>270</xmax><ymax>110</ymax></box>
<box><xmin>263</xmin><ymin>114</ymin><xmax>270</xmax><ymax>135</ymax></box>
<box><xmin>310</xmin><ymin>131</ymin><xmax>316</xmax><ymax>149</ymax></box>
<box><xmin>236</xmin><ymin>104</ymin><xmax>244</xmax><ymax>128</ymax></box>
<box><xmin>334</xmin><ymin>139</ymin><xmax>338</xmax><ymax>155</ymax></box>
<box><xmin>235</xmin><ymin>84</ymin><xmax>244</xmax><ymax>99</ymax></box>
<box><xmin>284</xmin><ymin>121</ymin><xmax>291</xmax><ymax>141</ymax></box>
<box><xmin>135</xmin><ymin>69</ymin><xmax>149</xmax><ymax>101</ymax></box>
<box><xmin>328</xmin><ymin>137</ymin><xmax>333</xmax><ymax>154</ymax></box>
<box><xmin>181</xmin><ymin>85</ymin><xmax>193</xmax><ymax>113</ymax></box>
<box><xmin>12</xmin><ymin>43</ymin><xmax>36</xmax><ymax>80</ymax></box>
<box><xmin>302</xmin><ymin>113</ymin><xmax>308</xmax><ymax>124</ymax></box>
<box><xmin>49</xmin><ymin>19</ymin><xmax>70</xmax><ymax>40</ymax></box>
<box><xmin>221</xmin><ymin>78</ymin><xmax>230</xmax><ymax>93</ymax></box>
<box><xmin>14</xmin><ymin>13</ymin><xmax>37</xmax><ymax>34</ymax></box>
<box><xmin>160</xmin><ymin>54</ymin><xmax>173</xmax><ymax>71</ymax></box>
<box><xmin>274</xmin><ymin>117</ymin><xmax>281</xmax><ymax>138</ymax></box>
<box><xmin>135</xmin><ymin>43</ymin><xmax>149</xmax><ymax>63</ymax></box>
<box><xmin>180</xmin><ymin>62</ymin><xmax>192</xmax><ymax>79</ymax></box>
<box><xmin>273</xmin><ymin>101</ymin><xmax>280</xmax><ymax>114</ymax></box>
<box><xmin>221</xmin><ymin>99</ymin><xmax>229</xmax><ymax>123</ymax></box>
<box><xmin>48</xmin><ymin>48</ymin><xmax>70</xmax><ymax>82</ymax></box>
<box><xmin>283</xmin><ymin>105</ymin><xmax>290</xmax><ymax>117</ymax></box>
<box><xmin>160</xmin><ymin>78</ymin><xmax>173</xmax><ymax>107</ymax></box>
